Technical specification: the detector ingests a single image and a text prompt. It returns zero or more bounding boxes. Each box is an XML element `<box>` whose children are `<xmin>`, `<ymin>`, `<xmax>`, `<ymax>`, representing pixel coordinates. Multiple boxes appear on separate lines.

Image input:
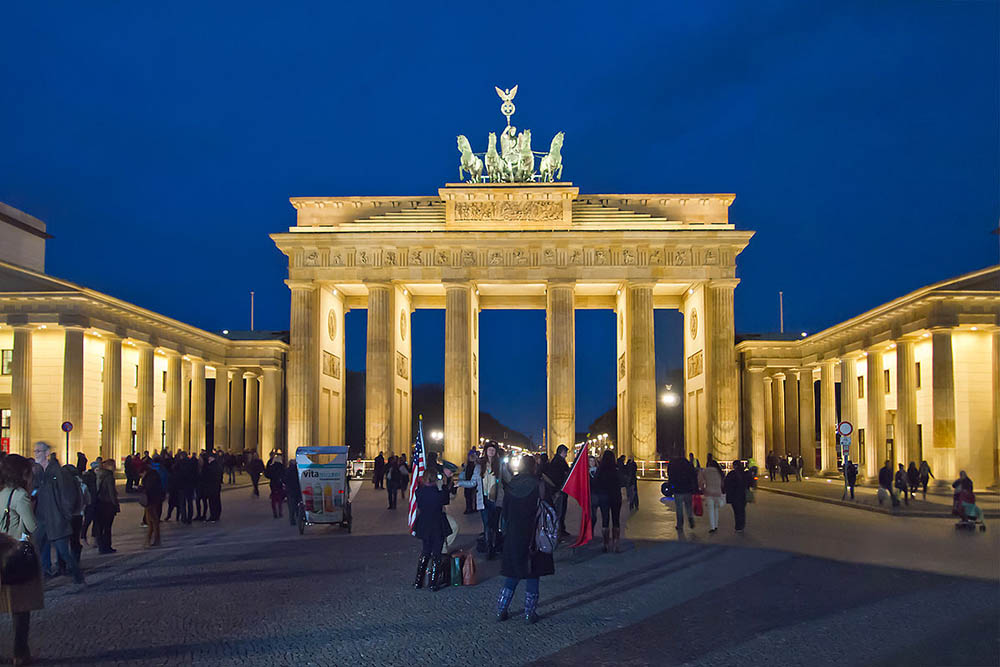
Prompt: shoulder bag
<box><xmin>0</xmin><ymin>489</ymin><xmax>39</xmax><ymax>586</ymax></box>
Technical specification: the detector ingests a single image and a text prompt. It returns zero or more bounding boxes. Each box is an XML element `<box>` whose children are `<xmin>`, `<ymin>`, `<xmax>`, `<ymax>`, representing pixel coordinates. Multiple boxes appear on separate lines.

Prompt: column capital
<box><xmin>546</xmin><ymin>279</ymin><xmax>576</xmax><ymax>288</ymax></box>
<box><xmin>707</xmin><ymin>278</ymin><xmax>741</xmax><ymax>290</ymax></box>
<box><xmin>243</xmin><ymin>369</ymin><xmax>260</xmax><ymax>379</ymax></box>
<box><xmin>285</xmin><ymin>279</ymin><xmax>317</xmax><ymax>291</ymax></box>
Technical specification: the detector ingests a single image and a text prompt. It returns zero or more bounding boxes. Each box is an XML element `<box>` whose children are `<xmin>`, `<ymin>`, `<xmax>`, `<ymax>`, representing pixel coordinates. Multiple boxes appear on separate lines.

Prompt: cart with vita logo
<box><xmin>295</xmin><ymin>446</ymin><xmax>352</xmax><ymax>534</ymax></box>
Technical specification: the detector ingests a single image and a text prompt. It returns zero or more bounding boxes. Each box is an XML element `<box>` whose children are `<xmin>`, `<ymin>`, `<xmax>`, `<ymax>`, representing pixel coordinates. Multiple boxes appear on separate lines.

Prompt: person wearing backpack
<box><xmin>495</xmin><ymin>456</ymin><xmax>554</xmax><ymax>624</ymax></box>
<box><xmin>31</xmin><ymin>444</ymin><xmax>84</xmax><ymax>585</ymax></box>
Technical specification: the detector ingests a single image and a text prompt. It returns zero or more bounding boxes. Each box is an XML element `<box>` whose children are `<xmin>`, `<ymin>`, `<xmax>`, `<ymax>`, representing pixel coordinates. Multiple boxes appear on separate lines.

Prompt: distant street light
<box><xmin>430</xmin><ymin>430</ymin><xmax>443</xmax><ymax>442</ymax></box>
<box><xmin>661</xmin><ymin>383</ymin><xmax>679</xmax><ymax>407</ymax></box>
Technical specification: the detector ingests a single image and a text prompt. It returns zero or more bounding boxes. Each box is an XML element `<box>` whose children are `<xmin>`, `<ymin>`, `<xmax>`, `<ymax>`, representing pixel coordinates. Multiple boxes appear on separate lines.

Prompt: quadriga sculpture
<box><xmin>485</xmin><ymin>132</ymin><xmax>511</xmax><ymax>183</ymax></box>
<box><xmin>539</xmin><ymin>131</ymin><xmax>565</xmax><ymax>182</ymax></box>
<box><xmin>457</xmin><ymin>135</ymin><xmax>484</xmax><ymax>183</ymax></box>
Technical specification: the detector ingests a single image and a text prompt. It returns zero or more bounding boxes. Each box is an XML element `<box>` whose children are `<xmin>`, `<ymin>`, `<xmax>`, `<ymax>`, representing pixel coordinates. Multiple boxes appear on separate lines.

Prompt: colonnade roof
<box><xmin>736</xmin><ymin>265</ymin><xmax>1000</xmax><ymax>367</ymax></box>
<box><xmin>0</xmin><ymin>260</ymin><xmax>287</xmax><ymax>366</ymax></box>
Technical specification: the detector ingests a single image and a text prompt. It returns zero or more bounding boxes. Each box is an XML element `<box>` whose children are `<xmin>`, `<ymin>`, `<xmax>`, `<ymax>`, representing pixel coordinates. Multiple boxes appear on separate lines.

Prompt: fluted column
<box><xmin>706</xmin><ymin>282</ymin><xmax>738</xmax><ymax>461</ymax></box>
<box><xmin>798</xmin><ymin>368</ymin><xmax>815</xmax><ymax>473</ymax></box>
<box><xmin>627</xmin><ymin>284</ymin><xmax>656</xmax><ymax>460</ymax></box>
<box><xmin>771</xmin><ymin>373</ymin><xmax>786</xmax><ymax>456</ymax></box>
<box><xmin>10</xmin><ymin>326</ymin><xmax>33</xmax><ymax>457</ymax></box>
<box><xmin>445</xmin><ymin>283</ymin><xmax>474</xmax><ymax>463</ymax></box>
<box><xmin>748</xmin><ymin>368</ymin><xmax>765</xmax><ymax>465</ymax></box>
<box><xmin>230</xmin><ymin>371</ymin><xmax>245</xmax><ymax>452</ymax></box>
<box><xmin>840</xmin><ymin>356</ymin><xmax>858</xmax><ymax>465</ymax></box>
<box><xmin>763</xmin><ymin>375</ymin><xmax>773</xmax><ymax>457</ymax></box>
<box><xmin>819</xmin><ymin>360</ymin><xmax>837</xmax><ymax>472</ymax></box>
<box><xmin>783</xmin><ymin>371</ymin><xmax>799</xmax><ymax>459</ymax></box>
<box><xmin>100</xmin><ymin>335</ymin><xmax>122</xmax><ymax>461</ymax></box>
<box><xmin>61</xmin><ymin>327</ymin><xmax>85</xmax><ymax>457</ymax></box>
<box><xmin>181</xmin><ymin>362</ymin><xmax>191</xmax><ymax>451</ymax></box>
<box><xmin>213</xmin><ymin>364</ymin><xmax>229</xmax><ymax>452</ymax></box>
<box><xmin>366</xmin><ymin>284</ymin><xmax>393</xmax><ymax>458</ymax></box>
<box><xmin>866</xmin><ymin>349</ymin><xmax>885</xmax><ymax>477</ymax></box>
<box><xmin>895</xmin><ymin>339</ymin><xmax>918</xmax><ymax>468</ymax></box>
<box><xmin>546</xmin><ymin>283</ymin><xmax>576</xmax><ymax>459</ymax></box>
<box><xmin>190</xmin><ymin>359</ymin><xmax>206</xmax><ymax>452</ymax></box>
<box><xmin>287</xmin><ymin>281</ymin><xmax>319</xmax><ymax>449</ymax></box>
<box><xmin>931</xmin><ymin>329</ymin><xmax>956</xmax><ymax>477</ymax></box>
<box><xmin>993</xmin><ymin>331</ymin><xmax>1000</xmax><ymax>488</ymax></box>
<box><xmin>165</xmin><ymin>353</ymin><xmax>182</xmax><ymax>451</ymax></box>
<box><xmin>136</xmin><ymin>342</ymin><xmax>155</xmax><ymax>453</ymax></box>
<box><xmin>244</xmin><ymin>370</ymin><xmax>260</xmax><ymax>454</ymax></box>
<box><xmin>260</xmin><ymin>366</ymin><xmax>282</xmax><ymax>456</ymax></box>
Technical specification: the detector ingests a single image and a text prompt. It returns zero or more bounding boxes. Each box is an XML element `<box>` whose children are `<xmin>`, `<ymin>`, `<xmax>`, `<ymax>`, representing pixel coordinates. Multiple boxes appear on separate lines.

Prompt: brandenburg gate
<box><xmin>271</xmin><ymin>87</ymin><xmax>753</xmax><ymax>465</ymax></box>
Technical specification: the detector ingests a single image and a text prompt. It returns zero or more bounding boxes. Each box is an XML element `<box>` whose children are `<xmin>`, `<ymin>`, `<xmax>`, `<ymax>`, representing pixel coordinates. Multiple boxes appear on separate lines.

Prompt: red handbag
<box><xmin>692</xmin><ymin>493</ymin><xmax>704</xmax><ymax>517</ymax></box>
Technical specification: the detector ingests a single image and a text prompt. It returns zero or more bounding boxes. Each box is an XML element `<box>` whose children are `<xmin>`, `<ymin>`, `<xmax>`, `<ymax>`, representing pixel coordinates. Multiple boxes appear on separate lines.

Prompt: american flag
<box><xmin>407</xmin><ymin>418</ymin><xmax>426</xmax><ymax>533</ymax></box>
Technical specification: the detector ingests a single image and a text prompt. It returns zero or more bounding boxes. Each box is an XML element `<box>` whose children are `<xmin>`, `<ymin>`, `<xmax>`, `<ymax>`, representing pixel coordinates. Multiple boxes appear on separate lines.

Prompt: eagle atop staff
<box><xmin>495</xmin><ymin>85</ymin><xmax>517</xmax><ymax>127</ymax></box>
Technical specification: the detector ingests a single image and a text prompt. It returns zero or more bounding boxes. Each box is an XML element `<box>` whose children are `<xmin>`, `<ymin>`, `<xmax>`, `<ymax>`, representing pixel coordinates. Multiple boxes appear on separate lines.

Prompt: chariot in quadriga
<box><xmin>457</xmin><ymin>85</ymin><xmax>565</xmax><ymax>184</ymax></box>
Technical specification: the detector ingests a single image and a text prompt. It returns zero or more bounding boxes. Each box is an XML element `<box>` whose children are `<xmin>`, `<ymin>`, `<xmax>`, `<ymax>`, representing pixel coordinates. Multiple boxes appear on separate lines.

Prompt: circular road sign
<box><xmin>61</xmin><ymin>421</ymin><xmax>73</xmax><ymax>433</ymax></box>
<box><xmin>837</xmin><ymin>421</ymin><xmax>853</xmax><ymax>437</ymax></box>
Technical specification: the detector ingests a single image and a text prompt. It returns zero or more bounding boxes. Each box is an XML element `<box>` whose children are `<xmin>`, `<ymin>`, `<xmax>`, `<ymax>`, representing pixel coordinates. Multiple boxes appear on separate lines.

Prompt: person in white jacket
<box><xmin>456</xmin><ymin>442</ymin><xmax>510</xmax><ymax>559</ymax></box>
<box><xmin>697</xmin><ymin>457</ymin><xmax>725</xmax><ymax>533</ymax></box>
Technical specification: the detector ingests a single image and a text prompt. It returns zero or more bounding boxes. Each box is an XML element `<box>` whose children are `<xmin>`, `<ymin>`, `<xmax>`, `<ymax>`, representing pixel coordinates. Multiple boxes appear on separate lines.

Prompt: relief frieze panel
<box><xmin>294</xmin><ymin>243</ymin><xmax>732</xmax><ymax>272</ymax></box>
<box><xmin>454</xmin><ymin>201</ymin><xmax>562</xmax><ymax>223</ymax></box>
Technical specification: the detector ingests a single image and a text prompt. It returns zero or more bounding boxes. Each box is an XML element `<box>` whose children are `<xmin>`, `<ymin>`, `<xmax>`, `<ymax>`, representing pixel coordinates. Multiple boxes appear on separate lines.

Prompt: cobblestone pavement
<box><xmin>758</xmin><ymin>477</ymin><xmax>1000</xmax><ymax>517</ymax></box>
<box><xmin>13</xmin><ymin>479</ymin><xmax>999</xmax><ymax>666</ymax></box>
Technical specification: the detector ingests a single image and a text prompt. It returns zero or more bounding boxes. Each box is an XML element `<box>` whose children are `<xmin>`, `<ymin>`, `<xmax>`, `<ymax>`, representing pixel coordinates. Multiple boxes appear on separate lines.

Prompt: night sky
<box><xmin>1</xmin><ymin>2</ymin><xmax>997</xmax><ymax>440</ymax></box>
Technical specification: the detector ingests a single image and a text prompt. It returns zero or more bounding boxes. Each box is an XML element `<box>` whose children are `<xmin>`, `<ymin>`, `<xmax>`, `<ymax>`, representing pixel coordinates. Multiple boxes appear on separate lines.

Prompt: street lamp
<box><xmin>661</xmin><ymin>383</ymin><xmax>679</xmax><ymax>407</ymax></box>
<box><xmin>430</xmin><ymin>430</ymin><xmax>443</xmax><ymax>442</ymax></box>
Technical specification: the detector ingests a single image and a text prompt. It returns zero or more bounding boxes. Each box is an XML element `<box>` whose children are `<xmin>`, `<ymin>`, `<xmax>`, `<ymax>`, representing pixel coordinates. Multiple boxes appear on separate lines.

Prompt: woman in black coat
<box><xmin>412</xmin><ymin>468</ymin><xmax>451</xmax><ymax>591</ymax></box>
<box><xmin>592</xmin><ymin>450</ymin><xmax>623</xmax><ymax>553</ymax></box>
<box><xmin>724</xmin><ymin>460</ymin><xmax>750</xmax><ymax>533</ymax></box>
<box><xmin>496</xmin><ymin>456</ymin><xmax>553</xmax><ymax>624</ymax></box>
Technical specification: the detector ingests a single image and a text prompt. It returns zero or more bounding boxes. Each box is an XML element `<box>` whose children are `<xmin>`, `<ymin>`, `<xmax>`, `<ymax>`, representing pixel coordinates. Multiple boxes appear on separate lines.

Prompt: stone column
<box><xmin>763</xmin><ymin>375</ymin><xmax>773</xmax><ymax>457</ymax></box>
<box><xmin>993</xmin><ymin>331</ymin><xmax>1000</xmax><ymax>488</ymax></box>
<box><xmin>840</xmin><ymin>356</ymin><xmax>858</xmax><ymax>464</ymax></box>
<box><xmin>181</xmin><ymin>362</ymin><xmax>191</xmax><ymax>451</ymax></box>
<box><xmin>445</xmin><ymin>283</ymin><xmax>474</xmax><ymax>463</ymax></box>
<box><xmin>626</xmin><ymin>284</ymin><xmax>656</xmax><ymax>460</ymax></box>
<box><xmin>136</xmin><ymin>342</ymin><xmax>155</xmax><ymax>453</ymax></box>
<box><xmin>244</xmin><ymin>370</ymin><xmax>260</xmax><ymax>454</ymax></box>
<box><xmin>546</xmin><ymin>283</ymin><xmax>576</xmax><ymax>459</ymax></box>
<box><xmin>895</xmin><ymin>339</ymin><xmax>918</xmax><ymax>468</ymax></box>
<box><xmin>931</xmin><ymin>329</ymin><xmax>956</xmax><ymax>477</ymax></box>
<box><xmin>260</xmin><ymin>366</ymin><xmax>282</xmax><ymax>456</ymax></box>
<box><xmin>61</xmin><ymin>327</ymin><xmax>85</xmax><ymax>457</ymax></box>
<box><xmin>866</xmin><ymin>349</ymin><xmax>885</xmax><ymax>477</ymax></box>
<box><xmin>10</xmin><ymin>326</ymin><xmax>33</xmax><ymax>457</ymax></box>
<box><xmin>798</xmin><ymin>368</ymin><xmax>815</xmax><ymax>473</ymax></box>
<box><xmin>707</xmin><ymin>281</ymin><xmax>739</xmax><ymax>461</ymax></box>
<box><xmin>190</xmin><ymin>359</ymin><xmax>206</xmax><ymax>452</ymax></box>
<box><xmin>783</xmin><ymin>372</ymin><xmax>799</xmax><ymax>459</ymax></box>
<box><xmin>100</xmin><ymin>335</ymin><xmax>122</xmax><ymax>461</ymax></box>
<box><xmin>166</xmin><ymin>353</ymin><xmax>183</xmax><ymax>452</ymax></box>
<box><xmin>748</xmin><ymin>368</ymin><xmax>766</xmax><ymax>466</ymax></box>
<box><xmin>213</xmin><ymin>364</ymin><xmax>229</xmax><ymax>452</ymax></box>
<box><xmin>366</xmin><ymin>284</ymin><xmax>393</xmax><ymax>458</ymax></box>
<box><xmin>819</xmin><ymin>360</ymin><xmax>837</xmax><ymax>472</ymax></box>
<box><xmin>287</xmin><ymin>281</ymin><xmax>319</xmax><ymax>449</ymax></box>
<box><xmin>771</xmin><ymin>373</ymin><xmax>786</xmax><ymax>455</ymax></box>
<box><xmin>230</xmin><ymin>372</ymin><xmax>245</xmax><ymax>452</ymax></box>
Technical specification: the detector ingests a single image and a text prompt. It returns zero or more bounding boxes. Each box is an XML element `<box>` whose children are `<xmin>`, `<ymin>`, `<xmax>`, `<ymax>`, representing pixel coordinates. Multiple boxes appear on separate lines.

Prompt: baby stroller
<box><xmin>953</xmin><ymin>489</ymin><xmax>986</xmax><ymax>532</ymax></box>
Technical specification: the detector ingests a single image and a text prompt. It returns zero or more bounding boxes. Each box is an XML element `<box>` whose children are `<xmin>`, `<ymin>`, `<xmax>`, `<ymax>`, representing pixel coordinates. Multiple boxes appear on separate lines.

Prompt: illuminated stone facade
<box><xmin>272</xmin><ymin>182</ymin><xmax>753</xmax><ymax>464</ymax></box>
<box><xmin>0</xmin><ymin>204</ymin><xmax>288</xmax><ymax>461</ymax></box>
<box><xmin>737</xmin><ymin>266</ymin><xmax>1000</xmax><ymax>488</ymax></box>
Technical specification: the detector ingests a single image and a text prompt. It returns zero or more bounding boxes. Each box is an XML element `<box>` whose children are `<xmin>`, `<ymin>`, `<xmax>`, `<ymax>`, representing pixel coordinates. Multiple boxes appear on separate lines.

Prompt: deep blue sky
<box><xmin>2</xmin><ymin>2</ymin><xmax>997</xmax><ymax>440</ymax></box>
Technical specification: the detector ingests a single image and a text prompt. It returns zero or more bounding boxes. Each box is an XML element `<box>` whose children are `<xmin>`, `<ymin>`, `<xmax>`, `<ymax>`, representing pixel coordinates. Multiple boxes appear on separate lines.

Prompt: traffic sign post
<box><xmin>61</xmin><ymin>421</ymin><xmax>73</xmax><ymax>464</ymax></box>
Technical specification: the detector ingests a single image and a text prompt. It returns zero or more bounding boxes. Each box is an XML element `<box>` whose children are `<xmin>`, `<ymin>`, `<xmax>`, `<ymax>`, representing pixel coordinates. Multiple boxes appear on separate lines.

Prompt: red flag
<box><xmin>561</xmin><ymin>446</ymin><xmax>592</xmax><ymax>547</ymax></box>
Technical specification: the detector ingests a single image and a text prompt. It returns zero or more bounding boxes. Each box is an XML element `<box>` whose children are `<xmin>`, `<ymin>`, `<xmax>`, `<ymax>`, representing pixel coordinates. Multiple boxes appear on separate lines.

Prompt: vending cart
<box><xmin>296</xmin><ymin>446</ymin><xmax>352</xmax><ymax>534</ymax></box>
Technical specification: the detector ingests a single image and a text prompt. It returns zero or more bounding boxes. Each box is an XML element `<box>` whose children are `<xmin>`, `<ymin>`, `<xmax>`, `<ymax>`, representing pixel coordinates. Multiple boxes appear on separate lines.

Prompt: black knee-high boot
<box><xmin>413</xmin><ymin>554</ymin><xmax>430</xmax><ymax>589</ymax></box>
